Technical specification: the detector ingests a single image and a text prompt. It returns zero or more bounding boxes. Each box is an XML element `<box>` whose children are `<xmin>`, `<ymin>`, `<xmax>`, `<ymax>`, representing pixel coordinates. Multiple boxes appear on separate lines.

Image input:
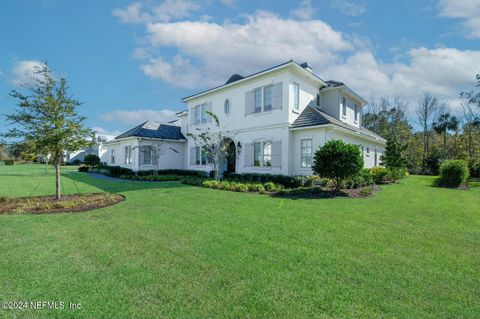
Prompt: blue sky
<box><xmin>1</xmin><ymin>0</ymin><xmax>479</xmax><ymax>137</ymax></box>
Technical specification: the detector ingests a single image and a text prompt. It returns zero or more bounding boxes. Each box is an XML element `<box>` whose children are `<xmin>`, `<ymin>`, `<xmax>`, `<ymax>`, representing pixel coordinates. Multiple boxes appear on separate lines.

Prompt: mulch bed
<box><xmin>0</xmin><ymin>193</ymin><xmax>124</xmax><ymax>215</ymax></box>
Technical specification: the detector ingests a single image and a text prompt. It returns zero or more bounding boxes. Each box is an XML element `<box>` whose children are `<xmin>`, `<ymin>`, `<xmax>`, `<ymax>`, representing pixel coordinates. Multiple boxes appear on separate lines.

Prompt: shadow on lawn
<box><xmin>63</xmin><ymin>171</ymin><xmax>187</xmax><ymax>194</ymax></box>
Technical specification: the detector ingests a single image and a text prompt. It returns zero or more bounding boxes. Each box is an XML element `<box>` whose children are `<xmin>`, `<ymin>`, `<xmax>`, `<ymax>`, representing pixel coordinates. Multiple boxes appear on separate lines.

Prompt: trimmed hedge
<box><xmin>438</xmin><ymin>160</ymin><xmax>469</xmax><ymax>188</ymax></box>
<box><xmin>223</xmin><ymin>172</ymin><xmax>303</xmax><ymax>189</ymax></box>
<box><xmin>78</xmin><ymin>165</ymin><xmax>89</xmax><ymax>172</ymax></box>
<box><xmin>4</xmin><ymin>159</ymin><xmax>14</xmax><ymax>165</ymax></box>
<box><xmin>136</xmin><ymin>169</ymin><xmax>207</xmax><ymax>177</ymax></box>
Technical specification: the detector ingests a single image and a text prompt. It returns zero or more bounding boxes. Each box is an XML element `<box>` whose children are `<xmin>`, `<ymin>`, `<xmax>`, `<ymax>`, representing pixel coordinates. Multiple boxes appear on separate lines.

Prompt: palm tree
<box><xmin>433</xmin><ymin>113</ymin><xmax>459</xmax><ymax>158</ymax></box>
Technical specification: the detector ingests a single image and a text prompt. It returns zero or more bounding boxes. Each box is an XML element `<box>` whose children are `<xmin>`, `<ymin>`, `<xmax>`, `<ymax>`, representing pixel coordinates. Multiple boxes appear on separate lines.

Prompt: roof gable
<box><xmin>115</xmin><ymin>121</ymin><xmax>186</xmax><ymax>141</ymax></box>
<box><xmin>292</xmin><ymin>103</ymin><xmax>386</xmax><ymax>142</ymax></box>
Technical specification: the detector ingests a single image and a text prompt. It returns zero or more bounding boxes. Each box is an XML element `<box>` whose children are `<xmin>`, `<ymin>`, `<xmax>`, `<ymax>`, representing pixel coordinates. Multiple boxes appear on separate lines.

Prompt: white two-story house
<box><xmin>105</xmin><ymin>60</ymin><xmax>385</xmax><ymax>176</ymax></box>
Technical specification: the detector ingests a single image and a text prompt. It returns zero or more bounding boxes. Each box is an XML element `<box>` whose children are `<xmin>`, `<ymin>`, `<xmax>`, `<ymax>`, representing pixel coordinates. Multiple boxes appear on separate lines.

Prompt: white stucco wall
<box><xmin>104</xmin><ymin>137</ymin><xmax>186</xmax><ymax>171</ymax></box>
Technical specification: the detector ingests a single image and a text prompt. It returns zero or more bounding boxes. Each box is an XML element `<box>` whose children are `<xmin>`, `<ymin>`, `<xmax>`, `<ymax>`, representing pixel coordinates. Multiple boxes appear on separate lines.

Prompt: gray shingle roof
<box><xmin>292</xmin><ymin>103</ymin><xmax>386</xmax><ymax>142</ymax></box>
<box><xmin>115</xmin><ymin>121</ymin><xmax>186</xmax><ymax>141</ymax></box>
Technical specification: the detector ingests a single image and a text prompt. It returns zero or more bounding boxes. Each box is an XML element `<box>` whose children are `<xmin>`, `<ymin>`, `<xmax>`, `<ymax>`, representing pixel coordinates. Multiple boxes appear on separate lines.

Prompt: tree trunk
<box><xmin>55</xmin><ymin>163</ymin><xmax>61</xmax><ymax>200</ymax></box>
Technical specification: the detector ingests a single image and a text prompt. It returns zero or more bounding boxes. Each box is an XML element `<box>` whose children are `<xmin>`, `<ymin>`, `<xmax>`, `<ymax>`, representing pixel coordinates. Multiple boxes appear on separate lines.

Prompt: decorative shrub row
<box><xmin>79</xmin><ymin>165</ymin><xmax>208</xmax><ymax>178</ymax></box>
<box><xmin>120</xmin><ymin>175</ymin><xmax>181</xmax><ymax>182</ymax></box>
<box><xmin>202</xmin><ymin>180</ymin><xmax>283</xmax><ymax>193</ymax></box>
<box><xmin>136</xmin><ymin>169</ymin><xmax>207</xmax><ymax>177</ymax></box>
<box><xmin>438</xmin><ymin>160</ymin><xmax>469</xmax><ymax>188</ymax></box>
<box><xmin>78</xmin><ymin>165</ymin><xmax>89</xmax><ymax>172</ymax></box>
<box><xmin>223</xmin><ymin>172</ymin><xmax>305</xmax><ymax>189</ymax></box>
<box><xmin>4</xmin><ymin>159</ymin><xmax>14</xmax><ymax>165</ymax></box>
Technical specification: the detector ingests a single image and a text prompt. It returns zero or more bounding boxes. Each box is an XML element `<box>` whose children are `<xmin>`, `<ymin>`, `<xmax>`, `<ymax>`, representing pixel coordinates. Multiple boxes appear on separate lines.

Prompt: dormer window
<box><xmin>342</xmin><ymin>97</ymin><xmax>347</xmax><ymax>118</ymax></box>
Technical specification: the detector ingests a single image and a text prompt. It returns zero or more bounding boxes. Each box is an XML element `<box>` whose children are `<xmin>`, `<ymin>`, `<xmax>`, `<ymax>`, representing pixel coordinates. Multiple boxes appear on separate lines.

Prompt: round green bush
<box><xmin>439</xmin><ymin>160</ymin><xmax>469</xmax><ymax>187</ymax></box>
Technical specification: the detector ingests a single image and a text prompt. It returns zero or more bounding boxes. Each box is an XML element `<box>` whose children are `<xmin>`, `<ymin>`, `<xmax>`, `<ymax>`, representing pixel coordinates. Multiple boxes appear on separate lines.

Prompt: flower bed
<box><xmin>0</xmin><ymin>193</ymin><xmax>124</xmax><ymax>215</ymax></box>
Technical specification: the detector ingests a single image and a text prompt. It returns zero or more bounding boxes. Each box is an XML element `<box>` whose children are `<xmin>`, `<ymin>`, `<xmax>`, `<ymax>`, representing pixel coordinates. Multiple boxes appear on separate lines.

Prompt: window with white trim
<box><xmin>141</xmin><ymin>146</ymin><xmax>152</xmax><ymax>165</ymax></box>
<box><xmin>293</xmin><ymin>82</ymin><xmax>299</xmax><ymax>111</ymax></box>
<box><xmin>366</xmin><ymin>147</ymin><xmax>370</xmax><ymax>157</ymax></box>
<box><xmin>300</xmin><ymin>139</ymin><xmax>313</xmax><ymax>168</ymax></box>
<box><xmin>193</xmin><ymin>103</ymin><xmax>211</xmax><ymax>124</ymax></box>
<box><xmin>254</xmin><ymin>88</ymin><xmax>262</xmax><ymax>113</ymax></box>
<box><xmin>110</xmin><ymin>149</ymin><xmax>115</xmax><ymax>164</ymax></box>
<box><xmin>224</xmin><ymin>99</ymin><xmax>230</xmax><ymax>114</ymax></box>
<box><xmin>263</xmin><ymin>85</ymin><xmax>273</xmax><ymax>112</ymax></box>
<box><xmin>354</xmin><ymin>104</ymin><xmax>358</xmax><ymax>122</ymax></box>
<box><xmin>342</xmin><ymin>97</ymin><xmax>347</xmax><ymax>117</ymax></box>
<box><xmin>195</xmin><ymin>146</ymin><xmax>207</xmax><ymax>165</ymax></box>
<box><xmin>253</xmin><ymin>141</ymin><xmax>272</xmax><ymax>167</ymax></box>
<box><xmin>124</xmin><ymin>146</ymin><xmax>132</xmax><ymax>164</ymax></box>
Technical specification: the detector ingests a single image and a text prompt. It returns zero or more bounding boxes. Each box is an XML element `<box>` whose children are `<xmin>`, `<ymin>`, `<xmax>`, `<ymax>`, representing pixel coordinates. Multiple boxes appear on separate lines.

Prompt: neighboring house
<box><xmin>66</xmin><ymin>136</ymin><xmax>110</xmax><ymax>164</ymax></box>
<box><xmin>104</xmin><ymin>121</ymin><xmax>186</xmax><ymax>171</ymax></box>
<box><xmin>107</xmin><ymin>60</ymin><xmax>386</xmax><ymax>175</ymax></box>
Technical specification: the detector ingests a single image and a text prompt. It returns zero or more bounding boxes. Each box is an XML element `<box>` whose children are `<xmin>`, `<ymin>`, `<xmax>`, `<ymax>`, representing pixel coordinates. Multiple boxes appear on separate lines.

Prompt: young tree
<box><xmin>312</xmin><ymin>140</ymin><xmax>363</xmax><ymax>191</ymax></box>
<box><xmin>3</xmin><ymin>63</ymin><xmax>93</xmax><ymax>199</ymax></box>
<box><xmin>416</xmin><ymin>93</ymin><xmax>438</xmax><ymax>158</ymax></box>
<box><xmin>433</xmin><ymin>113</ymin><xmax>459</xmax><ymax>158</ymax></box>
<box><xmin>188</xmin><ymin>111</ymin><xmax>230</xmax><ymax>181</ymax></box>
<box><xmin>380</xmin><ymin>133</ymin><xmax>408</xmax><ymax>181</ymax></box>
<box><xmin>139</xmin><ymin>142</ymin><xmax>179</xmax><ymax>176</ymax></box>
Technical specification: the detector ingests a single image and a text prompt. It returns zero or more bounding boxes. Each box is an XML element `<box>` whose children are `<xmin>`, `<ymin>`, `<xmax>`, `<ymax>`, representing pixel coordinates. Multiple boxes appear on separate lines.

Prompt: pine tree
<box><xmin>380</xmin><ymin>133</ymin><xmax>408</xmax><ymax>181</ymax></box>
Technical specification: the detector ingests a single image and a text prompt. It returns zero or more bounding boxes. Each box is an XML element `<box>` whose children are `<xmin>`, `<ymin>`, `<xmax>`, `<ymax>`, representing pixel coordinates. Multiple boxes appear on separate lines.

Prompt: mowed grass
<box><xmin>0</xmin><ymin>164</ymin><xmax>479</xmax><ymax>318</ymax></box>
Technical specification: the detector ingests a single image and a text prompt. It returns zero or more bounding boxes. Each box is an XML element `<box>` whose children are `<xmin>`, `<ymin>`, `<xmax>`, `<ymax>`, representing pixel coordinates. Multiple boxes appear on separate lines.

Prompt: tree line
<box><xmin>362</xmin><ymin>75</ymin><xmax>480</xmax><ymax>175</ymax></box>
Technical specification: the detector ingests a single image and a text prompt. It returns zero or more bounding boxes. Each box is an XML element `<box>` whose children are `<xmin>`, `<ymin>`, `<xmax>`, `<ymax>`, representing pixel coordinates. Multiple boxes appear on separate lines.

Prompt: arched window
<box><xmin>224</xmin><ymin>99</ymin><xmax>231</xmax><ymax>114</ymax></box>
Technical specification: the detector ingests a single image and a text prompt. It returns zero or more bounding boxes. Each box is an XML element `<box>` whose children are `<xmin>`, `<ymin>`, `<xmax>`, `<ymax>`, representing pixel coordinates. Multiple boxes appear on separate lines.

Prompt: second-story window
<box><xmin>293</xmin><ymin>82</ymin><xmax>299</xmax><ymax>111</ymax></box>
<box><xmin>354</xmin><ymin>104</ymin><xmax>358</xmax><ymax>122</ymax></box>
<box><xmin>264</xmin><ymin>85</ymin><xmax>273</xmax><ymax>111</ymax></box>
<box><xmin>193</xmin><ymin>103</ymin><xmax>211</xmax><ymax>125</ymax></box>
<box><xmin>342</xmin><ymin>97</ymin><xmax>347</xmax><ymax>117</ymax></box>
<box><xmin>254</xmin><ymin>88</ymin><xmax>262</xmax><ymax>113</ymax></box>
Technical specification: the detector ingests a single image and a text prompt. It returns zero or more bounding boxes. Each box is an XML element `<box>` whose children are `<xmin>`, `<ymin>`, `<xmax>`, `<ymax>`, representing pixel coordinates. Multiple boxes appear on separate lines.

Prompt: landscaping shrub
<box><xmin>370</xmin><ymin>167</ymin><xmax>391</xmax><ymax>184</ymax></box>
<box><xmin>468</xmin><ymin>159</ymin><xmax>480</xmax><ymax>178</ymax></box>
<box><xmin>78</xmin><ymin>165</ymin><xmax>89</xmax><ymax>172</ymax></box>
<box><xmin>343</xmin><ymin>168</ymin><xmax>374</xmax><ymax>189</ymax></box>
<box><xmin>104</xmin><ymin>166</ymin><xmax>135</xmax><ymax>177</ymax></box>
<box><xmin>83</xmin><ymin>154</ymin><xmax>101</xmax><ymax>167</ymax></box>
<box><xmin>223</xmin><ymin>172</ymin><xmax>303</xmax><ymax>188</ymax></box>
<box><xmin>180</xmin><ymin>176</ymin><xmax>207</xmax><ymax>187</ymax></box>
<box><xmin>312</xmin><ymin>140</ymin><xmax>363</xmax><ymax>190</ymax></box>
<box><xmin>136</xmin><ymin>169</ymin><xmax>207</xmax><ymax>177</ymax></box>
<box><xmin>4</xmin><ymin>159</ymin><xmax>14</xmax><ymax>165</ymax></box>
<box><xmin>438</xmin><ymin>160</ymin><xmax>469</xmax><ymax>187</ymax></box>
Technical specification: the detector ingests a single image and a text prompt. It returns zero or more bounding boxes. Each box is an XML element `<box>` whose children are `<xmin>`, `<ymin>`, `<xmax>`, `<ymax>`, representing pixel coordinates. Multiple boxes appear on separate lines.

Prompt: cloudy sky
<box><xmin>1</xmin><ymin>0</ymin><xmax>479</xmax><ymax>136</ymax></box>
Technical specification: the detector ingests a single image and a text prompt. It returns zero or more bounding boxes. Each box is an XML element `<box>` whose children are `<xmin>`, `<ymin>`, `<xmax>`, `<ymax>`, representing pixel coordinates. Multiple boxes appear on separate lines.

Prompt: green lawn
<box><xmin>0</xmin><ymin>164</ymin><xmax>479</xmax><ymax>318</ymax></box>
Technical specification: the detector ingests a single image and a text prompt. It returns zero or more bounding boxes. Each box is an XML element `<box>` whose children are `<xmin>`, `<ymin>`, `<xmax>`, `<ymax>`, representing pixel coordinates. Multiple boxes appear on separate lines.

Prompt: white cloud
<box><xmin>10</xmin><ymin>60</ymin><xmax>46</xmax><ymax>86</ymax></box>
<box><xmin>113</xmin><ymin>0</ymin><xmax>200</xmax><ymax>24</ymax></box>
<box><xmin>99</xmin><ymin>109</ymin><xmax>177</xmax><ymax>125</ymax></box>
<box><xmin>141</xmin><ymin>10</ymin><xmax>352</xmax><ymax>87</ymax></box>
<box><xmin>91</xmin><ymin>127</ymin><xmax>122</xmax><ymax>140</ymax></box>
<box><xmin>323</xmin><ymin>48</ymin><xmax>480</xmax><ymax>110</ymax></box>
<box><xmin>292</xmin><ymin>0</ymin><xmax>315</xmax><ymax>20</ymax></box>
<box><xmin>113</xmin><ymin>2</ymin><xmax>150</xmax><ymax>24</ymax></box>
<box><xmin>328</xmin><ymin>0</ymin><xmax>366</xmax><ymax>16</ymax></box>
<box><xmin>114</xmin><ymin>3</ymin><xmax>479</xmax><ymax>114</ymax></box>
<box><xmin>438</xmin><ymin>0</ymin><xmax>480</xmax><ymax>38</ymax></box>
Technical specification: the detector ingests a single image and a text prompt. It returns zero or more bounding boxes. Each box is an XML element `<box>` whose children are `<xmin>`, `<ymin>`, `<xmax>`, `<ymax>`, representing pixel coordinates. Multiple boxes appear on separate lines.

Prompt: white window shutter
<box><xmin>190</xmin><ymin>147</ymin><xmax>196</xmax><ymax>165</ymax></box>
<box><xmin>244</xmin><ymin>143</ymin><xmax>253</xmax><ymax>167</ymax></box>
<box><xmin>245</xmin><ymin>91</ymin><xmax>254</xmax><ymax>116</ymax></box>
<box><xmin>271</xmin><ymin>141</ymin><xmax>282</xmax><ymax>168</ymax></box>
<box><xmin>272</xmin><ymin>82</ymin><xmax>283</xmax><ymax>110</ymax></box>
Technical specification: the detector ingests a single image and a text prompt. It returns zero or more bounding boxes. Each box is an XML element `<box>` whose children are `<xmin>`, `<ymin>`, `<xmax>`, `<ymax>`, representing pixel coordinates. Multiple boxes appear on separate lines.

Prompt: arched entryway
<box><xmin>221</xmin><ymin>138</ymin><xmax>236</xmax><ymax>175</ymax></box>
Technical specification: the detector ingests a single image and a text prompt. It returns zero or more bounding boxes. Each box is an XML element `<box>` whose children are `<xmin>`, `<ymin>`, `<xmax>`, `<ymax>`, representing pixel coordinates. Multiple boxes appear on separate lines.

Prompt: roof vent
<box><xmin>300</xmin><ymin>62</ymin><xmax>313</xmax><ymax>72</ymax></box>
<box><xmin>225</xmin><ymin>74</ymin><xmax>245</xmax><ymax>85</ymax></box>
